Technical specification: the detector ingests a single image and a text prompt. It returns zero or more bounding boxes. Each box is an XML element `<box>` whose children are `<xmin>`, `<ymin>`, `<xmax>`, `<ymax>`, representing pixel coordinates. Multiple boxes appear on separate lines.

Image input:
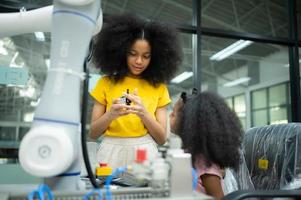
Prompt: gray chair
<box><xmin>243</xmin><ymin>123</ymin><xmax>301</xmax><ymax>190</ymax></box>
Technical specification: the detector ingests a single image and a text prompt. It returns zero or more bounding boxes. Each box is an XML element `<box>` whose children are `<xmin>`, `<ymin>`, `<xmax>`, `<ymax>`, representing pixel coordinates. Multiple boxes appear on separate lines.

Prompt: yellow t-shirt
<box><xmin>90</xmin><ymin>76</ymin><xmax>171</xmax><ymax>137</ymax></box>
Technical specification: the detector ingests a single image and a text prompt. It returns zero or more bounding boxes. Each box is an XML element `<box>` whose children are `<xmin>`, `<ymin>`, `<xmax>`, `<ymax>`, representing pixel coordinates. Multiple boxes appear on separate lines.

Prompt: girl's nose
<box><xmin>136</xmin><ymin>56</ymin><xmax>143</xmax><ymax>64</ymax></box>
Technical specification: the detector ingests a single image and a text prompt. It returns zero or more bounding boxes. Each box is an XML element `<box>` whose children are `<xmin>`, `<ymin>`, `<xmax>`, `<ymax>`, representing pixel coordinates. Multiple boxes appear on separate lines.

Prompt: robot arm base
<box><xmin>19</xmin><ymin>125</ymin><xmax>75</xmax><ymax>177</ymax></box>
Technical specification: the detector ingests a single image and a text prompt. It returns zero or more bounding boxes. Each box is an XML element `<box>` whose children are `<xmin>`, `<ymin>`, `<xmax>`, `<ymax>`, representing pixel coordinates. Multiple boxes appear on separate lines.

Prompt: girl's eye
<box><xmin>128</xmin><ymin>51</ymin><xmax>136</xmax><ymax>56</ymax></box>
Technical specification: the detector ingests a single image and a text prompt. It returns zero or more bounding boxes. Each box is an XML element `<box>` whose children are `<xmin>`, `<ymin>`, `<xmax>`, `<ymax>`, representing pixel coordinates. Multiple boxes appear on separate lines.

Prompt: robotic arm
<box><xmin>0</xmin><ymin>2</ymin><xmax>102</xmax><ymax>38</ymax></box>
<box><xmin>0</xmin><ymin>5</ymin><xmax>52</xmax><ymax>38</ymax></box>
<box><xmin>0</xmin><ymin>0</ymin><xmax>102</xmax><ymax>190</ymax></box>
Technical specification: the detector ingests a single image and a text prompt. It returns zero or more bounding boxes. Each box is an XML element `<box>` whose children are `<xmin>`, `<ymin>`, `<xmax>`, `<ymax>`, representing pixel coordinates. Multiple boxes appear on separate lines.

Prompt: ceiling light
<box><xmin>34</xmin><ymin>32</ymin><xmax>45</xmax><ymax>41</ymax></box>
<box><xmin>223</xmin><ymin>77</ymin><xmax>251</xmax><ymax>87</ymax></box>
<box><xmin>210</xmin><ymin>40</ymin><xmax>253</xmax><ymax>61</ymax></box>
<box><xmin>171</xmin><ymin>71</ymin><xmax>193</xmax><ymax>84</ymax></box>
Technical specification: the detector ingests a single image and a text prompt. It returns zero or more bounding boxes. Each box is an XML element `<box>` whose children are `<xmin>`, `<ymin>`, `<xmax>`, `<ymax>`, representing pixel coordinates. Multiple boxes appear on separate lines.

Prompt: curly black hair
<box><xmin>176</xmin><ymin>91</ymin><xmax>243</xmax><ymax>171</ymax></box>
<box><xmin>92</xmin><ymin>13</ymin><xmax>182</xmax><ymax>86</ymax></box>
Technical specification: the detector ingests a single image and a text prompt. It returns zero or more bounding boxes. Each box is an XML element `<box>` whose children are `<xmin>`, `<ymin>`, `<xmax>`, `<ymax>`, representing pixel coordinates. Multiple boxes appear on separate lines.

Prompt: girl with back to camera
<box><xmin>169</xmin><ymin>91</ymin><xmax>243</xmax><ymax>200</ymax></box>
<box><xmin>90</xmin><ymin>13</ymin><xmax>182</xmax><ymax>170</ymax></box>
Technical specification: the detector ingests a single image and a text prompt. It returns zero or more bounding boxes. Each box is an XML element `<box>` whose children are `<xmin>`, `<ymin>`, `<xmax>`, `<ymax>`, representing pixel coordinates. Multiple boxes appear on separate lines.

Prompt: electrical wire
<box><xmin>81</xmin><ymin>41</ymin><xmax>99</xmax><ymax>188</ymax></box>
<box><xmin>105</xmin><ymin>167</ymin><xmax>127</xmax><ymax>200</ymax></box>
<box><xmin>83</xmin><ymin>188</ymin><xmax>103</xmax><ymax>200</ymax></box>
<box><xmin>27</xmin><ymin>184</ymin><xmax>53</xmax><ymax>200</ymax></box>
<box><xmin>192</xmin><ymin>168</ymin><xmax>198</xmax><ymax>191</ymax></box>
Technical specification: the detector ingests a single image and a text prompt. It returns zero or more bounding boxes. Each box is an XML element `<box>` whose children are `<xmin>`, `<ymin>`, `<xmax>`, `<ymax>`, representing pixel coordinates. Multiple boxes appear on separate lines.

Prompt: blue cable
<box><xmin>82</xmin><ymin>188</ymin><xmax>103</xmax><ymax>200</ymax></box>
<box><xmin>192</xmin><ymin>168</ymin><xmax>198</xmax><ymax>191</ymax></box>
<box><xmin>104</xmin><ymin>167</ymin><xmax>127</xmax><ymax>200</ymax></box>
<box><xmin>27</xmin><ymin>184</ymin><xmax>54</xmax><ymax>200</ymax></box>
<box><xmin>28</xmin><ymin>190</ymin><xmax>39</xmax><ymax>200</ymax></box>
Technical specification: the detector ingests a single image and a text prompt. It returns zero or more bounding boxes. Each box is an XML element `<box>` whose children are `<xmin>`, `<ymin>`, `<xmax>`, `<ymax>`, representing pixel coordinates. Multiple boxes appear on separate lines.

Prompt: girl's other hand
<box><xmin>123</xmin><ymin>88</ymin><xmax>147</xmax><ymax>117</ymax></box>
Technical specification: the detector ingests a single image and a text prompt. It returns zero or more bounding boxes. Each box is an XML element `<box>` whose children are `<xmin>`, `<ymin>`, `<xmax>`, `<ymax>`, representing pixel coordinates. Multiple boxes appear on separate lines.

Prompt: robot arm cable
<box><xmin>81</xmin><ymin>44</ymin><xmax>99</xmax><ymax>188</ymax></box>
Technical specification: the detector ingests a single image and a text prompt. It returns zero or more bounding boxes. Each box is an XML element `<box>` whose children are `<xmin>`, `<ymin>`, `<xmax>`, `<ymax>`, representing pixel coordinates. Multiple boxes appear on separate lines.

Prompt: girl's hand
<box><xmin>123</xmin><ymin>88</ymin><xmax>147</xmax><ymax>118</ymax></box>
<box><xmin>107</xmin><ymin>98</ymin><xmax>131</xmax><ymax>120</ymax></box>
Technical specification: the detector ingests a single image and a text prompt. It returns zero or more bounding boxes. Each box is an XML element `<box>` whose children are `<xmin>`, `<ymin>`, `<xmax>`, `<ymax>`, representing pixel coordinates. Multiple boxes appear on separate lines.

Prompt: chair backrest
<box><xmin>243</xmin><ymin>123</ymin><xmax>301</xmax><ymax>190</ymax></box>
<box><xmin>223</xmin><ymin>152</ymin><xmax>255</xmax><ymax>194</ymax></box>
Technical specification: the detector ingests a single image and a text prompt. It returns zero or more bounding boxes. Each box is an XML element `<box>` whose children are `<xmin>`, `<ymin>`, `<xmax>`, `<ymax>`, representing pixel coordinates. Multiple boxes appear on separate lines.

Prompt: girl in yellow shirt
<box><xmin>90</xmin><ymin>13</ymin><xmax>182</xmax><ymax>169</ymax></box>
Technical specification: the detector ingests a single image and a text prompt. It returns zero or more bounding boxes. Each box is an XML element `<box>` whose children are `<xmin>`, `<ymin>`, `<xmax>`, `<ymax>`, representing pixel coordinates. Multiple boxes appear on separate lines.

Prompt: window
<box><xmin>201</xmin><ymin>0</ymin><xmax>289</xmax><ymax>38</ymax></box>
<box><xmin>169</xmin><ymin>33</ymin><xmax>193</xmax><ymax>102</ymax></box>
<box><xmin>226</xmin><ymin>94</ymin><xmax>246</xmax><ymax>130</ymax></box>
<box><xmin>251</xmin><ymin>83</ymin><xmax>289</xmax><ymax>126</ymax></box>
<box><xmin>234</xmin><ymin>94</ymin><xmax>246</xmax><ymax>129</ymax></box>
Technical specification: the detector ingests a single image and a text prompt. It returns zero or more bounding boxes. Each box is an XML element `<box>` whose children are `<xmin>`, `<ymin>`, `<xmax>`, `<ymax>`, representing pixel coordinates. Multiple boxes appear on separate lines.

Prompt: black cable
<box><xmin>81</xmin><ymin>41</ymin><xmax>99</xmax><ymax>188</ymax></box>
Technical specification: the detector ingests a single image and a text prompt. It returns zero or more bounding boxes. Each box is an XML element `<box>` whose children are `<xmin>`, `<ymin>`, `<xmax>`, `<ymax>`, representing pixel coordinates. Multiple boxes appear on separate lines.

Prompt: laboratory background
<box><xmin>0</xmin><ymin>0</ymin><xmax>301</xmax><ymax>199</ymax></box>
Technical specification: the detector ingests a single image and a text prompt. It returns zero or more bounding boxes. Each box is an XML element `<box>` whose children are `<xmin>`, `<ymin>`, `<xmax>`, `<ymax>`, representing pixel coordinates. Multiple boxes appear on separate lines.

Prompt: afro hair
<box><xmin>92</xmin><ymin>13</ymin><xmax>182</xmax><ymax>86</ymax></box>
<box><xmin>177</xmin><ymin>92</ymin><xmax>243</xmax><ymax>171</ymax></box>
